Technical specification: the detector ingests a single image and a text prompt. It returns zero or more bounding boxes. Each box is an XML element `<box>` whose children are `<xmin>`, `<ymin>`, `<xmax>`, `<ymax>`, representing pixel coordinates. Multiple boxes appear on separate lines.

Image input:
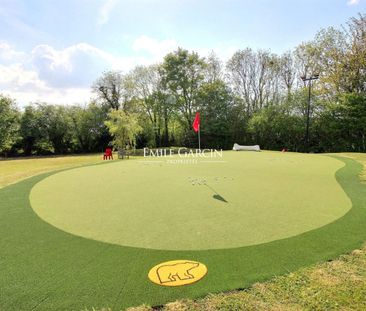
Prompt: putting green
<box><xmin>2</xmin><ymin>154</ymin><xmax>366</xmax><ymax>310</ymax></box>
<box><xmin>30</xmin><ymin>151</ymin><xmax>351</xmax><ymax>250</ymax></box>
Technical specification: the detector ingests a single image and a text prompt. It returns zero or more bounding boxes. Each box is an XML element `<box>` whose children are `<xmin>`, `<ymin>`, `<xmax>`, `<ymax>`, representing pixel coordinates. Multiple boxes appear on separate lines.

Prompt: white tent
<box><xmin>233</xmin><ymin>143</ymin><xmax>261</xmax><ymax>151</ymax></box>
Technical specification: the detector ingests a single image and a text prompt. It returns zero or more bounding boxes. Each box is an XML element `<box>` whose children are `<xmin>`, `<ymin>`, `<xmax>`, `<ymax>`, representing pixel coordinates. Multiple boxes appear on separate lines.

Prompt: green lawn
<box><xmin>1</xmin><ymin>152</ymin><xmax>366</xmax><ymax>310</ymax></box>
<box><xmin>0</xmin><ymin>154</ymin><xmax>103</xmax><ymax>188</ymax></box>
<box><xmin>128</xmin><ymin>246</ymin><xmax>366</xmax><ymax>311</ymax></box>
<box><xmin>30</xmin><ymin>152</ymin><xmax>350</xmax><ymax>250</ymax></box>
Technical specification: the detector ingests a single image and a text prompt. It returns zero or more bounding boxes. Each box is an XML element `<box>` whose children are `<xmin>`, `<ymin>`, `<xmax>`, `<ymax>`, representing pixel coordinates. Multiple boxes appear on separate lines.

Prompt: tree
<box><xmin>343</xmin><ymin>14</ymin><xmax>366</xmax><ymax>93</ymax></box>
<box><xmin>92</xmin><ymin>71</ymin><xmax>132</xmax><ymax>111</ymax></box>
<box><xmin>337</xmin><ymin>93</ymin><xmax>366</xmax><ymax>151</ymax></box>
<box><xmin>279</xmin><ymin>51</ymin><xmax>296</xmax><ymax>97</ymax></box>
<box><xmin>2</xmin><ymin>14</ymin><xmax>366</xmax><ymax>155</ymax></box>
<box><xmin>69</xmin><ymin>102</ymin><xmax>110</xmax><ymax>152</ymax></box>
<box><xmin>0</xmin><ymin>95</ymin><xmax>19</xmax><ymax>156</ymax></box>
<box><xmin>293</xmin><ymin>15</ymin><xmax>365</xmax><ymax>99</ymax></box>
<box><xmin>19</xmin><ymin>105</ymin><xmax>43</xmax><ymax>155</ymax></box>
<box><xmin>197</xmin><ymin>80</ymin><xmax>239</xmax><ymax>149</ymax></box>
<box><xmin>129</xmin><ymin>65</ymin><xmax>165</xmax><ymax>146</ymax></box>
<box><xmin>35</xmin><ymin>104</ymin><xmax>73</xmax><ymax>154</ymax></box>
<box><xmin>104</xmin><ymin>110</ymin><xmax>142</xmax><ymax>150</ymax></box>
<box><xmin>227</xmin><ymin>49</ymin><xmax>281</xmax><ymax>116</ymax></box>
<box><xmin>161</xmin><ymin>48</ymin><xmax>206</xmax><ymax>131</ymax></box>
<box><xmin>248</xmin><ymin>102</ymin><xmax>304</xmax><ymax>151</ymax></box>
<box><xmin>205</xmin><ymin>51</ymin><xmax>224</xmax><ymax>83</ymax></box>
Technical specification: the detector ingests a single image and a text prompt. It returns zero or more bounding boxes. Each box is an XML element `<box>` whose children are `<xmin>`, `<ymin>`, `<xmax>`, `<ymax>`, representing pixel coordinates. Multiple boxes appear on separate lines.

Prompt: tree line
<box><xmin>1</xmin><ymin>14</ymin><xmax>365</xmax><ymax>157</ymax></box>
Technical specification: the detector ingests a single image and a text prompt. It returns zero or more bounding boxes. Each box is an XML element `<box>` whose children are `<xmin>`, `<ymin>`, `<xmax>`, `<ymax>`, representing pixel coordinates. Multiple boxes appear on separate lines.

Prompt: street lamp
<box><xmin>301</xmin><ymin>74</ymin><xmax>319</xmax><ymax>152</ymax></box>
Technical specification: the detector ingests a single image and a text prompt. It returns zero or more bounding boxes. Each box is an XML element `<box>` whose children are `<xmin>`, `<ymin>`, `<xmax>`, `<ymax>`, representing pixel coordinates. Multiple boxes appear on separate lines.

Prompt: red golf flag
<box><xmin>192</xmin><ymin>112</ymin><xmax>200</xmax><ymax>133</ymax></box>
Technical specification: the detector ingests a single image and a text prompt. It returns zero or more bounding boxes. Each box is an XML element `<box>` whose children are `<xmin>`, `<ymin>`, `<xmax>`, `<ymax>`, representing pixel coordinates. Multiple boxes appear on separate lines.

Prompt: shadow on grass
<box><xmin>213</xmin><ymin>194</ymin><xmax>228</xmax><ymax>203</ymax></box>
<box><xmin>204</xmin><ymin>184</ymin><xmax>228</xmax><ymax>203</ymax></box>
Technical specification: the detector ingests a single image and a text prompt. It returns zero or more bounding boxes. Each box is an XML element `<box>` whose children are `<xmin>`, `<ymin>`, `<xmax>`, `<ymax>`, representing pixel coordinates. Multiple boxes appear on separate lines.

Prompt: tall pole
<box><xmin>301</xmin><ymin>74</ymin><xmax>319</xmax><ymax>153</ymax></box>
<box><xmin>305</xmin><ymin>79</ymin><xmax>311</xmax><ymax>152</ymax></box>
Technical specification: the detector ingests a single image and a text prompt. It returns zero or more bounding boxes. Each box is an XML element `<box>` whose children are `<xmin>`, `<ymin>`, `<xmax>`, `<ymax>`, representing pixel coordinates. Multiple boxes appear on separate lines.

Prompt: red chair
<box><xmin>103</xmin><ymin>148</ymin><xmax>113</xmax><ymax>160</ymax></box>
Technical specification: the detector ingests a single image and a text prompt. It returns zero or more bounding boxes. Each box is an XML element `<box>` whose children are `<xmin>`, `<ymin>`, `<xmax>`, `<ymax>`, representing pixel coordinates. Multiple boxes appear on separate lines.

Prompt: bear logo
<box><xmin>148</xmin><ymin>260</ymin><xmax>207</xmax><ymax>287</ymax></box>
<box><xmin>156</xmin><ymin>261</ymin><xmax>199</xmax><ymax>284</ymax></box>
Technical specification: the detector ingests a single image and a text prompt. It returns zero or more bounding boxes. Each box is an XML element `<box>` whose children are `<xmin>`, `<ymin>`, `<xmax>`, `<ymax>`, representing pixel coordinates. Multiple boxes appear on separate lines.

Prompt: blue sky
<box><xmin>0</xmin><ymin>0</ymin><xmax>364</xmax><ymax>105</ymax></box>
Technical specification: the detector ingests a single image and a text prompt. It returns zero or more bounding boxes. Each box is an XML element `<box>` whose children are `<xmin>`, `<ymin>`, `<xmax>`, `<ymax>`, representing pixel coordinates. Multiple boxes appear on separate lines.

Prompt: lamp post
<box><xmin>301</xmin><ymin>74</ymin><xmax>319</xmax><ymax>152</ymax></box>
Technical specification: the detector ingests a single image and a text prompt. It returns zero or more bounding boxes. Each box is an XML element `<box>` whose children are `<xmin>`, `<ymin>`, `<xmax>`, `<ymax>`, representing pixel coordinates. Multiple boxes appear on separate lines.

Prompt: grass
<box><xmin>126</xmin><ymin>245</ymin><xmax>366</xmax><ymax>311</ymax></box>
<box><xmin>29</xmin><ymin>152</ymin><xmax>350</xmax><ymax>250</ymax></box>
<box><xmin>0</xmin><ymin>154</ymin><xmax>103</xmax><ymax>188</ymax></box>
<box><xmin>120</xmin><ymin>152</ymin><xmax>366</xmax><ymax>311</ymax></box>
<box><xmin>0</xmin><ymin>152</ymin><xmax>366</xmax><ymax>310</ymax></box>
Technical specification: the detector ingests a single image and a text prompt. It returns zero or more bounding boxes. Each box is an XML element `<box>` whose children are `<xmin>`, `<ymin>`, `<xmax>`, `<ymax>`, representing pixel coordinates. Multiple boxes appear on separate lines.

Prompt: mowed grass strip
<box><xmin>0</xmin><ymin>154</ymin><xmax>103</xmax><ymax>188</ymax></box>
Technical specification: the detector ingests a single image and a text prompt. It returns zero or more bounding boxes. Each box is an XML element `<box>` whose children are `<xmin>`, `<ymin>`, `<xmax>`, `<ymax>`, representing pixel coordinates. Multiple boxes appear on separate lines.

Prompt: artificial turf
<box><xmin>29</xmin><ymin>152</ymin><xmax>350</xmax><ymax>250</ymax></box>
<box><xmin>0</xmin><ymin>154</ymin><xmax>366</xmax><ymax>310</ymax></box>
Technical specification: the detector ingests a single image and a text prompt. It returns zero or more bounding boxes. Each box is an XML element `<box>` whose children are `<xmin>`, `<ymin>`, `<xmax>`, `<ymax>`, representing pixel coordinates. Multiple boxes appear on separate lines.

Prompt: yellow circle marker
<box><xmin>148</xmin><ymin>260</ymin><xmax>207</xmax><ymax>287</ymax></box>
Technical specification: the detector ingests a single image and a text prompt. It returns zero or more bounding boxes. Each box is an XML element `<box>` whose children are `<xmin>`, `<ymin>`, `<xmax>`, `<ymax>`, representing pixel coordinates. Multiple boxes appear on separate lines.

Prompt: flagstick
<box><xmin>198</xmin><ymin>125</ymin><xmax>201</xmax><ymax>150</ymax></box>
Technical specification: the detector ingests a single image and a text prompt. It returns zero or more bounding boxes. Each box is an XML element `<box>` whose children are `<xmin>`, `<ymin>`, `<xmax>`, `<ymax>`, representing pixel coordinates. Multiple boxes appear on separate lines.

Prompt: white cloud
<box><xmin>193</xmin><ymin>44</ymin><xmax>239</xmax><ymax>62</ymax></box>
<box><xmin>1</xmin><ymin>88</ymin><xmax>93</xmax><ymax>106</ymax></box>
<box><xmin>97</xmin><ymin>0</ymin><xmax>118</xmax><ymax>27</ymax></box>
<box><xmin>32</xmin><ymin>43</ymin><xmax>113</xmax><ymax>88</ymax></box>
<box><xmin>0</xmin><ymin>38</ymin><xmax>239</xmax><ymax>106</ymax></box>
<box><xmin>0</xmin><ymin>41</ymin><xmax>154</xmax><ymax>106</ymax></box>
<box><xmin>0</xmin><ymin>63</ymin><xmax>44</xmax><ymax>90</ymax></box>
<box><xmin>0</xmin><ymin>62</ymin><xmax>92</xmax><ymax>105</ymax></box>
<box><xmin>347</xmin><ymin>0</ymin><xmax>360</xmax><ymax>5</ymax></box>
<box><xmin>133</xmin><ymin>36</ymin><xmax>178</xmax><ymax>58</ymax></box>
<box><xmin>0</xmin><ymin>41</ymin><xmax>26</xmax><ymax>62</ymax></box>
<box><xmin>131</xmin><ymin>35</ymin><xmax>238</xmax><ymax>62</ymax></box>
<box><xmin>30</xmin><ymin>42</ymin><xmax>151</xmax><ymax>88</ymax></box>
